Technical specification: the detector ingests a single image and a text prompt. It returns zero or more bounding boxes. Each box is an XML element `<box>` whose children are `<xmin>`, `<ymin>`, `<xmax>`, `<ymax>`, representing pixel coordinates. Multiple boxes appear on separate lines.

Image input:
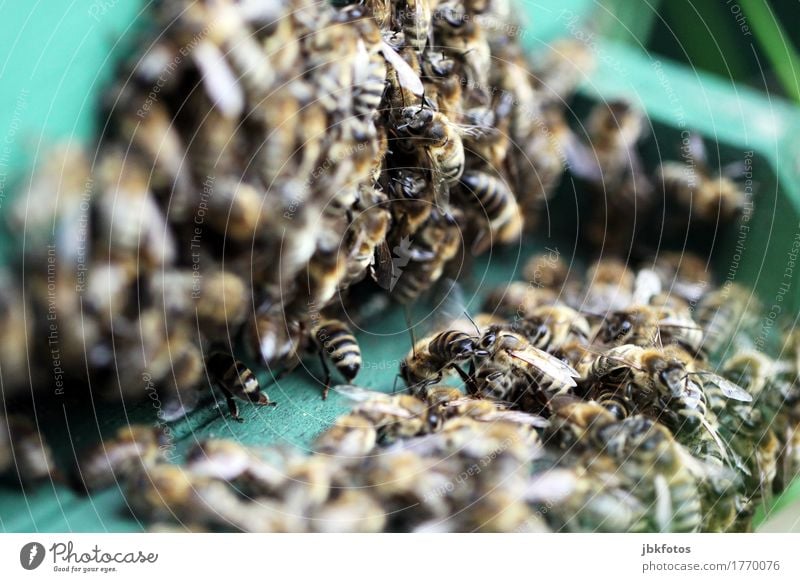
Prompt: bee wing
<box><xmin>371</xmin><ymin>240</ymin><xmax>395</xmax><ymax>290</ymax></box>
<box><xmin>380</xmin><ymin>40</ymin><xmax>424</xmax><ymax>96</ymax></box>
<box><xmin>360</xmin><ymin>402</ymin><xmax>415</xmax><ymax>418</ymax></box>
<box><xmin>332</xmin><ymin>385</ymin><xmax>386</xmax><ymax>402</ymax></box>
<box><xmin>192</xmin><ymin>40</ymin><xmax>245</xmax><ymax>118</ymax></box>
<box><xmin>697</xmin><ymin>373</ymin><xmax>753</xmax><ymax>402</ymax></box>
<box><xmin>508</xmin><ymin>346</ymin><xmax>580</xmax><ymax>385</ymax></box>
<box><xmin>496</xmin><ymin>410</ymin><xmax>551</xmax><ymax>428</ymax></box>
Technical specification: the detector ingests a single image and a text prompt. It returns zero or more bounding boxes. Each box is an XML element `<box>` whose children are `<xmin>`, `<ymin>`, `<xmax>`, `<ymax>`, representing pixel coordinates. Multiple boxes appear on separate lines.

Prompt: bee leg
<box><xmin>451</xmin><ymin>364</ymin><xmax>478</xmax><ymax>395</ymax></box>
<box><xmin>252</xmin><ymin>392</ymin><xmax>278</xmax><ymax>408</ymax></box>
<box><xmin>317</xmin><ymin>349</ymin><xmax>332</xmax><ymax>400</ymax></box>
<box><xmin>224</xmin><ymin>394</ymin><xmax>244</xmax><ymax>423</ymax></box>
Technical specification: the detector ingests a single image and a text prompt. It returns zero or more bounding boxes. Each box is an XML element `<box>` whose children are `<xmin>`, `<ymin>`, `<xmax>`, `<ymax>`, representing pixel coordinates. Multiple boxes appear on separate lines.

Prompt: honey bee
<box><xmin>399</xmin><ymin>0</ymin><xmax>433</xmax><ymax>52</ymax></box>
<box><xmin>314</xmin><ymin>414</ymin><xmax>378</xmax><ymax>457</ymax></box>
<box><xmin>311</xmin><ymin>489</ymin><xmax>386</xmax><ymax>533</ymax></box>
<box><xmin>482</xmin><ymin>282</ymin><xmax>559</xmax><ymax>319</ymax></box>
<box><xmin>206</xmin><ymin>351</ymin><xmax>277</xmax><ymax>422</ymax></box>
<box><xmin>420</xmin><ymin>49</ymin><xmax>462</xmax><ymax>119</ymax></box>
<box><xmin>311</xmin><ymin>318</ymin><xmax>363</xmax><ymax>399</ymax></box>
<box><xmin>580</xmin><ymin>258</ymin><xmax>636</xmax><ymax>314</ymax></box>
<box><xmin>595</xmin><ymin>304</ymin><xmax>704</xmax><ymax>355</ymax></box>
<box><xmin>401</xmin><ymin>329</ymin><xmax>482</xmax><ymax>388</ymax></box>
<box><xmin>184</xmin><ymin>439</ymin><xmax>287</xmax><ymax>495</ymax></box>
<box><xmin>457</xmin><ymin>170</ymin><xmax>523</xmax><ymax>253</ymax></box>
<box><xmin>95</xmin><ymin>150</ymin><xmax>176</xmax><ymax>271</ymax></box>
<box><xmin>75</xmin><ymin>425</ymin><xmax>167</xmax><ymax>491</ymax></box>
<box><xmin>334</xmin><ymin>386</ymin><xmax>438</xmax><ymax>443</ymax></box>
<box><xmin>387</xmin><ymin>165</ymin><xmax>434</xmax><ymax>237</ymax></box>
<box><xmin>387</xmin><ymin>206</ymin><xmax>461</xmax><ymax>304</ymax></box>
<box><xmin>532</xmin><ymin>38</ymin><xmax>595</xmax><ymax>105</ymax></box>
<box><xmin>1</xmin><ymin>416</ymin><xmax>59</xmax><ymax>485</ymax></box>
<box><xmin>395</xmin><ymin>106</ymin><xmax>465</xmax><ymax>197</ymax></box>
<box><xmin>597</xmin><ymin>416</ymin><xmax>703</xmax><ymax>532</ymax></box>
<box><xmin>652</xmin><ymin>251</ymin><xmax>712</xmax><ymax>305</ymax></box>
<box><xmin>523</xmin><ymin>252</ymin><xmax>569</xmax><ymax>291</ymax></box>
<box><xmin>343</xmin><ymin>188</ymin><xmax>392</xmax><ymax>287</ymax></box>
<box><xmin>696</xmin><ymin>284</ymin><xmax>757</xmax><ymax>357</ymax></box>
<box><xmin>518</xmin><ymin>305</ymin><xmax>591</xmax><ymax>352</ymax></box>
<box><xmin>659</xmin><ymin>134</ymin><xmax>747</xmax><ymax>222</ymax></box>
<box><xmin>433</xmin><ymin>0</ymin><xmax>491</xmax><ymax>91</ymax></box>
<box><xmin>472</xmin><ymin>329</ymin><xmax>580</xmax><ymax>407</ymax></box>
<box><xmin>126</xmin><ymin>463</ymin><xmax>274</xmax><ymax>532</ymax></box>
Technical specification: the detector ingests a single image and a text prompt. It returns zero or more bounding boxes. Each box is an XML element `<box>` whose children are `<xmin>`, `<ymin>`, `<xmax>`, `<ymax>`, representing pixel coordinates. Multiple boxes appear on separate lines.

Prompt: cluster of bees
<box><xmin>0</xmin><ymin>0</ymin><xmax>781</xmax><ymax>531</ymax></box>
<box><xmin>0</xmin><ymin>0</ymin><xmax>597</xmax><ymax>416</ymax></box>
<box><xmin>9</xmin><ymin>251</ymin><xmax>785</xmax><ymax>532</ymax></box>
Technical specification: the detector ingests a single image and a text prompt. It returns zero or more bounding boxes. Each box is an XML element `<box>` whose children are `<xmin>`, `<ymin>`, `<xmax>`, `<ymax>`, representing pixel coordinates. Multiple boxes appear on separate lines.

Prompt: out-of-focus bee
<box><xmin>95</xmin><ymin>150</ymin><xmax>176</xmax><ymax>271</ymax></box>
<box><xmin>523</xmin><ymin>251</ymin><xmax>569</xmax><ymax>291</ymax></box>
<box><xmin>696</xmin><ymin>284</ymin><xmax>757</xmax><ymax>357</ymax></box>
<box><xmin>150</xmin><ymin>269</ymin><xmax>248</xmax><ymax>339</ymax></box>
<box><xmin>315</xmin><ymin>414</ymin><xmax>378</xmax><ymax>457</ymax></box>
<box><xmin>652</xmin><ymin>251</ymin><xmax>712</xmax><ymax>305</ymax></box>
<box><xmin>482</xmin><ymin>282</ymin><xmax>559</xmax><ymax>319</ymax></box>
<box><xmin>126</xmin><ymin>463</ymin><xmax>275</xmax><ymax>532</ymax></box>
<box><xmin>246</xmin><ymin>304</ymin><xmax>305</xmax><ymax>377</ymax></box>
<box><xmin>185</xmin><ymin>439</ymin><xmax>287</xmax><ymax>496</ymax></box>
<box><xmin>532</xmin><ymin>38</ymin><xmax>595</xmax><ymax>105</ymax></box>
<box><xmin>1</xmin><ymin>416</ymin><xmax>59</xmax><ymax>485</ymax></box>
<box><xmin>442</xmin><ymin>396</ymin><xmax>550</xmax><ymax>427</ymax></box>
<box><xmin>0</xmin><ymin>277</ymin><xmax>32</xmax><ymax>396</ymax></box>
<box><xmin>335</xmin><ymin>386</ymin><xmax>436</xmax><ymax>442</ymax></box>
<box><xmin>659</xmin><ymin>134</ymin><xmax>748</xmax><ymax>222</ymax></box>
<box><xmin>206</xmin><ymin>351</ymin><xmax>277</xmax><ymax>422</ymax></box>
<box><xmin>526</xmin><ymin>466</ymin><xmax>645</xmax><ymax>533</ymax></box>
<box><xmin>541</xmin><ymin>398</ymin><xmax>616</xmax><ymax>451</ymax></box>
<box><xmin>580</xmin><ymin>258</ymin><xmax>635</xmax><ymax>314</ymax></box>
<box><xmin>436</xmin><ymin>416</ymin><xmax>542</xmax><ymax>462</ymax></box>
<box><xmin>597</xmin><ymin>416</ymin><xmax>703</xmax><ymax>532</ymax></box>
<box><xmin>75</xmin><ymin>425</ymin><xmax>167</xmax><ymax>492</ymax></box>
<box><xmin>576</xmin><ymin>100</ymin><xmax>653</xmax><ymax>249</ymax></box>
<box><xmin>286</xmin><ymin>233</ymin><xmax>348</xmax><ymax>316</ymax></box>
<box><xmin>310</xmin><ymin>489</ymin><xmax>387</xmax><ymax>533</ymax></box>
<box><xmin>401</xmin><ymin>329</ymin><xmax>482</xmax><ymax>388</ymax></box>
<box><xmin>457</xmin><ymin>170</ymin><xmax>523</xmax><ymax>253</ymax></box>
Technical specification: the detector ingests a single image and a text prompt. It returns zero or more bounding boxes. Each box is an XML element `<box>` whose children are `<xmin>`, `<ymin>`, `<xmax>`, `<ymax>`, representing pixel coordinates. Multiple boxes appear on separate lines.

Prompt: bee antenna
<box><xmin>404</xmin><ymin>306</ymin><xmax>417</xmax><ymax>357</ymax></box>
<box><xmin>464</xmin><ymin>311</ymin><xmax>480</xmax><ymax>336</ymax></box>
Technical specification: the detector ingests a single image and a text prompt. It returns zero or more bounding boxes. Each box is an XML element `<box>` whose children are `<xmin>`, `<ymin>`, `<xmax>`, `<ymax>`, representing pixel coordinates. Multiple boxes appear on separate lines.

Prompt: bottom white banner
<box><xmin>0</xmin><ymin>534</ymin><xmax>798</xmax><ymax>580</ymax></box>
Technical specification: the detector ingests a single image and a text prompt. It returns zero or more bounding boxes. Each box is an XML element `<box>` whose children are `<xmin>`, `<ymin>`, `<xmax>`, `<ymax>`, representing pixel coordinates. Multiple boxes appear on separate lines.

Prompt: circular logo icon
<box><xmin>19</xmin><ymin>542</ymin><xmax>46</xmax><ymax>570</ymax></box>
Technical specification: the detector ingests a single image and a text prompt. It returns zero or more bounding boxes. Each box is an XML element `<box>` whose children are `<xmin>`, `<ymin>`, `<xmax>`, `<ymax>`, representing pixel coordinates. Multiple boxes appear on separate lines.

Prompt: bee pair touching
<box><xmin>401</xmin><ymin>320</ymin><xmax>580</xmax><ymax>412</ymax></box>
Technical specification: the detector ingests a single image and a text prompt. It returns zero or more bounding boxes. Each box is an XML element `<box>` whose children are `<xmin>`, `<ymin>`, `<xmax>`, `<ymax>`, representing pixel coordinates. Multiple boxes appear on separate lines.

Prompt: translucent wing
<box><xmin>495</xmin><ymin>410</ymin><xmax>551</xmax><ymax>428</ymax></box>
<box><xmin>332</xmin><ymin>385</ymin><xmax>385</xmax><ymax>402</ymax></box>
<box><xmin>508</xmin><ymin>346</ymin><xmax>580</xmax><ymax>387</ymax></box>
<box><xmin>380</xmin><ymin>41</ymin><xmax>424</xmax><ymax>96</ymax></box>
<box><xmin>696</xmin><ymin>372</ymin><xmax>753</xmax><ymax>402</ymax></box>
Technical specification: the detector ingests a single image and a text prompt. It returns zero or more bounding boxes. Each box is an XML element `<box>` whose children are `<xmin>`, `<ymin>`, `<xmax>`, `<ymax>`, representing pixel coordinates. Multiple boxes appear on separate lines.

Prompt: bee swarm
<box><xmin>1</xmin><ymin>0</ymin><xmax>795</xmax><ymax>532</ymax></box>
